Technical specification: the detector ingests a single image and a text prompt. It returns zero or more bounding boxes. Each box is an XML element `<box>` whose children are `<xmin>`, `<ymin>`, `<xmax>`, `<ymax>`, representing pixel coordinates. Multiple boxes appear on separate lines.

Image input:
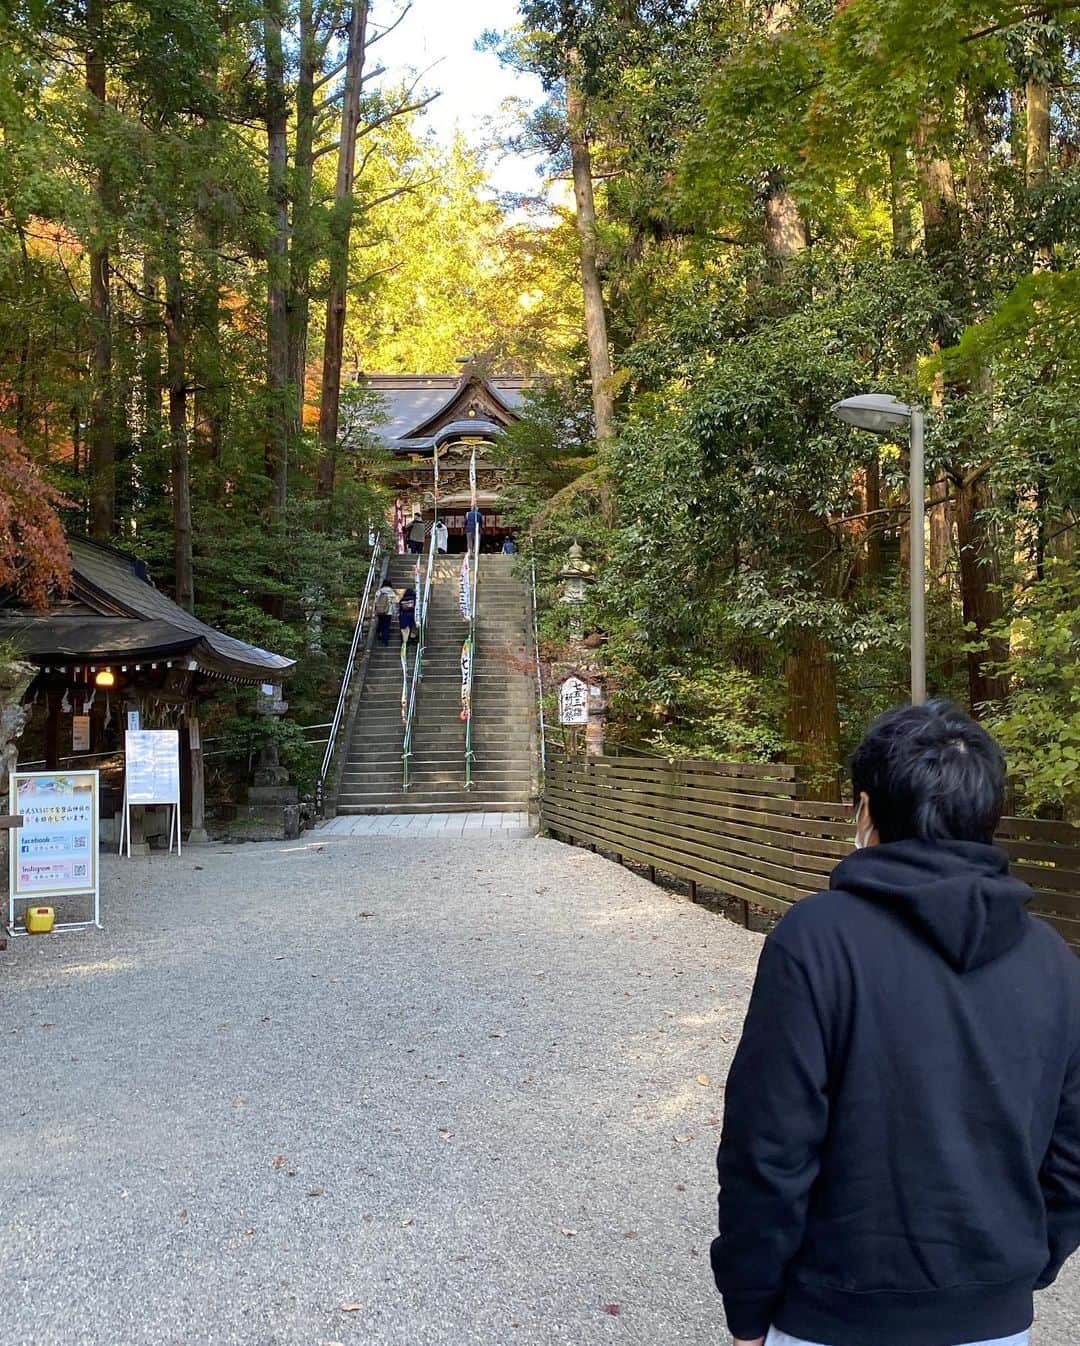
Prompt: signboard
<box><xmin>72</xmin><ymin>715</ymin><xmax>90</xmax><ymax>752</ymax></box>
<box><xmin>127</xmin><ymin>709</ymin><xmax>141</xmax><ymax>733</ymax></box>
<box><xmin>8</xmin><ymin>770</ymin><xmax>101</xmax><ymax>934</ymax></box>
<box><xmin>559</xmin><ymin>676</ymin><xmax>589</xmax><ymax>726</ymax></box>
<box><xmin>120</xmin><ymin>730</ymin><xmax>181</xmax><ymax>858</ymax></box>
<box><xmin>125</xmin><ymin>730</ymin><xmax>180</xmax><ymax>806</ymax></box>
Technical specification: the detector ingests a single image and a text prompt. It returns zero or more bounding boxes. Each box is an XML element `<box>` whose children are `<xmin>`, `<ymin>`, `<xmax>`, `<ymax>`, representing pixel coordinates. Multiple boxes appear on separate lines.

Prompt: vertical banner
<box><xmin>460</xmin><ymin>638</ymin><xmax>472</xmax><ymax>722</ymax></box>
<box><xmin>433</xmin><ymin>446</ymin><xmax>440</xmax><ymax>501</ymax></box>
<box><xmin>469</xmin><ymin>447</ymin><xmax>477</xmax><ymax>509</ymax></box>
<box><xmin>400</xmin><ymin>635</ymin><xmax>409</xmax><ymax>724</ymax></box>
<box><xmin>459</xmin><ymin>553</ymin><xmax>471</xmax><ymax>621</ymax></box>
<box><xmin>394</xmin><ymin>498</ymin><xmax>405</xmax><ymax>554</ymax></box>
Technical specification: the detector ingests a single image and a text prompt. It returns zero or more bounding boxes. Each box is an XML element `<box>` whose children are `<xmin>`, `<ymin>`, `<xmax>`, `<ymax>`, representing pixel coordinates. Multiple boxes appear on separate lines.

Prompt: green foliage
<box><xmin>986</xmin><ymin>564</ymin><xmax>1080</xmax><ymax>815</ymax></box>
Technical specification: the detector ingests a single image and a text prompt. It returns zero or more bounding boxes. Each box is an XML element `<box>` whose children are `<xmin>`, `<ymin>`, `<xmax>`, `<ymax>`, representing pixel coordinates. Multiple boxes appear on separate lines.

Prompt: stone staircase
<box><xmin>335</xmin><ymin>552</ymin><xmax>536</xmax><ymax>814</ymax></box>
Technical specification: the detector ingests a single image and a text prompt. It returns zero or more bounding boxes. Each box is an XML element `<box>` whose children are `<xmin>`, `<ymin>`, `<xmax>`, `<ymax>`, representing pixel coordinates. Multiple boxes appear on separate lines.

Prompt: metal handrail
<box><xmin>464</xmin><ymin>523</ymin><xmax>480</xmax><ymax>788</ymax></box>
<box><xmin>530</xmin><ymin>558</ymin><xmax>546</xmax><ymax>777</ymax></box>
<box><xmin>403</xmin><ymin>526</ymin><xmax>438</xmax><ymax>789</ymax></box>
<box><xmin>317</xmin><ymin>539</ymin><xmax>381</xmax><ymax>813</ymax></box>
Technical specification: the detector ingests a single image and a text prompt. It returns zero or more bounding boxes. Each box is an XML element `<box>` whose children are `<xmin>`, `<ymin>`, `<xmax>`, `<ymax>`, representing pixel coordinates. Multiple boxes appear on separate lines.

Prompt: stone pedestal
<box><xmin>236</xmin><ymin>740</ymin><xmax>299</xmax><ymax>838</ymax></box>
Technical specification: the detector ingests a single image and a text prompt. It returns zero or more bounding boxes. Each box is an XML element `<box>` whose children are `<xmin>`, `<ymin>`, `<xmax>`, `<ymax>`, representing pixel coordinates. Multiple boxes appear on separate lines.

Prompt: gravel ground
<box><xmin>2</xmin><ymin>833</ymin><xmax>1079</xmax><ymax>1346</ymax></box>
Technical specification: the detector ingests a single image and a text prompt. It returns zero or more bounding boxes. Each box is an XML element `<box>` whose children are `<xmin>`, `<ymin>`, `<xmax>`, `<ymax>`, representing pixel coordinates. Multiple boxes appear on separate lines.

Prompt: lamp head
<box><xmin>831</xmin><ymin>393</ymin><xmax>913</xmax><ymax>434</ymax></box>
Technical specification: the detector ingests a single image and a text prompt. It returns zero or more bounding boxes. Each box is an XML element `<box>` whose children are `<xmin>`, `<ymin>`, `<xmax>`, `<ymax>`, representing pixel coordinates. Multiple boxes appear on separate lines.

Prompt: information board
<box><xmin>120</xmin><ymin>730</ymin><xmax>181</xmax><ymax>858</ymax></box>
<box><xmin>125</xmin><ymin>730</ymin><xmax>180</xmax><ymax>806</ymax></box>
<box><xmin>559</xmin><ymin>676</ymin><xmax>589</xmax><ymax>726</ymax></box>
<box><xmin>8</xmin><ymin>770</ymin><xmax>101</xmax><ymax>934</ymax></box>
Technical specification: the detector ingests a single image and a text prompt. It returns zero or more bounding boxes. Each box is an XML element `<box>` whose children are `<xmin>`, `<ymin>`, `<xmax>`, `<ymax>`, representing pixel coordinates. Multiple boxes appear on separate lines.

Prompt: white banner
<box><xmin>460</xmin><ymin>638</ymin><xmax>472</xmax><ymax>722</ymax></box>
<box><xmin>469</xmin><ymin>448</ymin><xmax>477</xmax><ymax>508</ymax></box>
<box><xmin>559</xmin><ymin>676</ymin><xmax>589</xmax><ymax>726</ymax></box>
<box><xmin>459</xmin><ymin>554</ymin><xmax>471</xmax><ymax>621</ymax></box>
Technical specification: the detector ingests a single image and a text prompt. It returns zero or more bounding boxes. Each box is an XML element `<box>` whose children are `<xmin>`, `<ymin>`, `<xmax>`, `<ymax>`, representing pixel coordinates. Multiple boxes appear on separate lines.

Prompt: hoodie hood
<box><xmin>830</xmin><ymin>838</ymin><xmax>1033</xmax><ymax>972</ymax></box>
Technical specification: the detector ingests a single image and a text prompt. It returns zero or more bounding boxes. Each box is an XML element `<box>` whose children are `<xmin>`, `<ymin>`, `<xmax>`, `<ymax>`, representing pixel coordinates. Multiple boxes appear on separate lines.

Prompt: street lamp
<box><xmin>831</xmin><ymin>394</ymin><xmax>926</xmax><ymax>705</ymax></box>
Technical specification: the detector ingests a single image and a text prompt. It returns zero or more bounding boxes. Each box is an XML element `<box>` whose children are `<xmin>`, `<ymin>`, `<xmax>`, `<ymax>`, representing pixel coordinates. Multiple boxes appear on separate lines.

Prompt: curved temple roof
<box><xmin>362</xmin><ymin>373</ymin><xmax>530</xmax><ymax>452</ymax></box>
<box><xmin>1</xmin><ymin>539</ymin><xmax>295</xmax><ymax>685</ymax></box>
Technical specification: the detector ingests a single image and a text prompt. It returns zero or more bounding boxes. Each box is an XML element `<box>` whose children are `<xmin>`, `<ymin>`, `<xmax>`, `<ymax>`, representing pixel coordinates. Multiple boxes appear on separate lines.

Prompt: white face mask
<box><xmin>854</xmin><ymin>797</ymin><xmax>869</xmax><ymax>850</ymax></box>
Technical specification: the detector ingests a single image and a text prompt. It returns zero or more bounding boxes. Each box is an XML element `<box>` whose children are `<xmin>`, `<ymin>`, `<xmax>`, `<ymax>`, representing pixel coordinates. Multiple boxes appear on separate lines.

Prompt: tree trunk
<box><xmin>192</xmin><ymin>36</ymin><xmax>226</xmax><ymax>474</ymax></box>
<box><xmin>165</xmin><ymin>259</ymin><xmax>194</xmax><ymax>612</ymax></box>
<box><xmin>263</xmin><ymin>0</ymin><xmax>290</xmax><ymax>515</ymax></box>
<box><xmin>1027</xmin><ymin>77</ymin><xmax>1052</xmax><ymax>270</ymax></box>
<box><xmin>141</xmin><ymin>254</ymin><xmax>162</xmax><ymax>453</ymax></box>
<box><xmin>914</xmin><ymin>113</ymin><xmax>961</xmax><ymax>257</ymax></box>
<box><xmin>86</xmin><ymin>0</ymin><xmax>115</xmax><ymax>540</ymax></box>
<box><xmin>785</xmin><ymin>633</ymin><xmax>841</xmax><ymax>801</ymax></box>
<box><xmin>888</xmin><ymin>146</ymin><xmax>913</xmax><ymax>255</ymax></box>
<box><xmin>288</xmin><ymin>0</ymin><xmax>319</xmax><ymax>446</ymax></box>
<box><xmin>763</xmin><ymin>172</ymin><xmax>808</xmax><ymax>264</ymax></box>
<box><xmin>192</xmin><ymin>229</ymin><xmax>225</xmax><ymax>466</ymax></box>
<box><xmin>929</xmin><ymin>474</ymin><xmax>951</xmax><ymax>582</ymax></box>
<box><xmin>954</xmin><ymin>470</ymin><xmax>1008</xmax><ymax>712</ymax></box>
<box><xmin>758</xmin><ymin>93</ymin><xmax>840</xmax><ymax>783</ymax></box>
<box><xmin>565</xmin><ymin>50</ymin><xmax>615</xmax><ymax>524</ymax></box>
<box><xmin>865</xmin><ymin>453</ymin><xmax>882</xmax><ymax>577</ymax></box>
<box><xmin>316</xmin><ymin>1</ymin><xmax>369</xmax><ymax>503</ymax></box>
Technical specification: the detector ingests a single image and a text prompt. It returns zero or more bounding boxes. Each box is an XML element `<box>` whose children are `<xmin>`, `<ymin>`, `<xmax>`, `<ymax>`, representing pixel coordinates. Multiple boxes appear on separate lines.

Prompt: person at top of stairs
<box><xmin>407</xmin><ymin>513</ymin><xmax>426</xmax><ymax>554</ymax></box>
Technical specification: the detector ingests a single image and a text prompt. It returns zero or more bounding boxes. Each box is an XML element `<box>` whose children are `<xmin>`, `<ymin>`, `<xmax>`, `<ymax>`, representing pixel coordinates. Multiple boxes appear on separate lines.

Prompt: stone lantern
<box><xmin>558</xmin><ymin>541</ymin><xmax>592</xmax><ymax>635</ymax></box>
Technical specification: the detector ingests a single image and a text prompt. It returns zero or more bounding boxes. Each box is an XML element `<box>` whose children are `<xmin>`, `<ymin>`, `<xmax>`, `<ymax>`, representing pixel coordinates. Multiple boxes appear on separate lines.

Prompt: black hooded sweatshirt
<box><xmin>711</xmin><ymin>839</ymin><xmax>1080</xmax><ymax>1346</ymax></box>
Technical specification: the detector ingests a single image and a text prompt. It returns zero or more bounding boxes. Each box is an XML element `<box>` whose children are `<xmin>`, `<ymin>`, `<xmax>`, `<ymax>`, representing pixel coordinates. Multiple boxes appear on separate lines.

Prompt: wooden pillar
<box><xmin>187</xmin><ymin>709</ymin><xmax>208</xmax><ymax>844</ymax></box>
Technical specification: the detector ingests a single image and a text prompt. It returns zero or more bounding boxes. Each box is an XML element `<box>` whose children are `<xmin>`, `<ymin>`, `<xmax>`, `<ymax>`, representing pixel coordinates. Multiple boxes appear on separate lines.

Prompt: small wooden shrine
<box><xmin>0</xmin><ymin>537</ymin><xmax>294</xmax><ymax>845</ymax></box>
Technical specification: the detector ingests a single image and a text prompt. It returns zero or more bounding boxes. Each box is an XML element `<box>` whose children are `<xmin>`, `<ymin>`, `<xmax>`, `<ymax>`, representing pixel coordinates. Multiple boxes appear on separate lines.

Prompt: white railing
<box><xmin>402</xmin><ymin>526</ymin><xmax>438</xmax><ymax>790</ymax></box>
<box><xmin>530</xmin><ymin>558</ymin><xmax>546</xmax><ymax>777</ymax></box>
<box><xmin>317</xmin><ymin>539</ymin><xmax>381</xmax><ymax>813</ymax></box>
<box><xmin>464</xmin><ymin>521</ymin><xmax>480</xmax><ymax>788</ymax></box>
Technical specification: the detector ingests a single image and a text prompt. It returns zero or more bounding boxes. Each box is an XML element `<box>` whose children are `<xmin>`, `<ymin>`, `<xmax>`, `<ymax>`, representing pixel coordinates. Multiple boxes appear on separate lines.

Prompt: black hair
<box><xmin>849</xmin><ymin>700</ymin><xmax>1006</xmax><ymax>844</ymax></box>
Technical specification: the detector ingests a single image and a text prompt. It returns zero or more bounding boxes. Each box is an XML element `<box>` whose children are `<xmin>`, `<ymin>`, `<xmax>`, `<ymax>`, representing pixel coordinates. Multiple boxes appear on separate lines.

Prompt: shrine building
<box><xmin>363</xmin><ymin>370</ymin><xmax>533</xmax><ymax>551</ymax></box>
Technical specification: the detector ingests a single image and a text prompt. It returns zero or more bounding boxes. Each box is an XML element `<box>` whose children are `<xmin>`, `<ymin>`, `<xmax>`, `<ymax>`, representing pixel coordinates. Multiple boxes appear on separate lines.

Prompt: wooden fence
<box><xmin>540</xmin><ymin>752</ymin><xmax>1080</xmax><ymax>950</ymax></box>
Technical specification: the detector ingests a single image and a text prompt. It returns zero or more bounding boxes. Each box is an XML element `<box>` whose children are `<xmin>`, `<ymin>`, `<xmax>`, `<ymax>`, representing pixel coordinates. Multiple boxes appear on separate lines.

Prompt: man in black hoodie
<box><xmin>711</xmin><ymin>701</ymin><xmax>1080</xmax><ymax>1346</ymax></box>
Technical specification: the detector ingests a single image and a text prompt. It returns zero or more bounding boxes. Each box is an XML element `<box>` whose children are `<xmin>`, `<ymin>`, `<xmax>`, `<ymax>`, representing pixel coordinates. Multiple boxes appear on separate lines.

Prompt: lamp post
<box><xmin>831</xmin><ymin>394</ymin><xmax>926</xmax><ymax>705</ymax></box>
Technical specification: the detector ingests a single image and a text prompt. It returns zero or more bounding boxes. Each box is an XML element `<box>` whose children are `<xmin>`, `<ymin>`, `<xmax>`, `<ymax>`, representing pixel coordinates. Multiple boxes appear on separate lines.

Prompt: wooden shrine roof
<box><xmin>1</xmin><ymin>538</ymin><xmax>295</xmax><ymax>685</ymax></box>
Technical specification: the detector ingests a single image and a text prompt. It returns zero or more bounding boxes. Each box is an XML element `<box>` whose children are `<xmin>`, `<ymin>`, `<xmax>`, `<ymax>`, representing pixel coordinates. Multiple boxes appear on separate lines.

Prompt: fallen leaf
<box><xmin>623</xmin><ymin>1231</ymin><xmax>636</xmax><ymax>1239</ymax></box>
<box><xmin>673</xmin><ymin>1134</ymin><xmax>693</xmax><ymax>1144</ymax></box>
<box><xmin>307</xmin><ymin>1187</ymin><xmax>325</xmax><ymax>1197</ymax></box>
<box><xmin>561</xmin><ymin>1228</ymin><xmax>577</xmax><ymax>1237</ymax></box>
<box><xmin>675</xmin><ymin>1183</ymin><xmax>686</xmax><ymax>1192</ymax></box>
<box><xmin>339</xmin><ymin>1301</ymin><xmax>366</xmax><ymax>1312</ymax></box>
<box><xmin>401</xmin><ymin>1217</ymin><xmax>414</xmax><ymax>1227</ymax></box>
<box><xmin>271</xmin><ymin>1154</ymin><xmax>286</xmax><ymax>1170</ymax></box>
<box><xmin>696</xmin><ymin>1073</ymin><xmax>711</xmax><ymax>1087</ymax></box>
<box><xmin>603</xmin><ymin>1304</ymin><xmax>621</xmax><ymax>1317</ymax></box>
